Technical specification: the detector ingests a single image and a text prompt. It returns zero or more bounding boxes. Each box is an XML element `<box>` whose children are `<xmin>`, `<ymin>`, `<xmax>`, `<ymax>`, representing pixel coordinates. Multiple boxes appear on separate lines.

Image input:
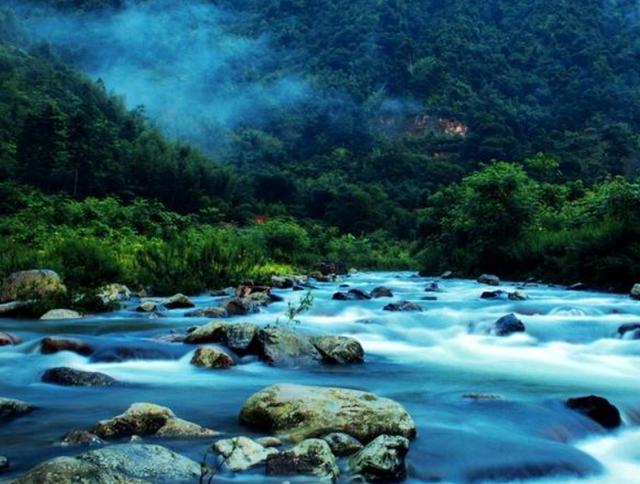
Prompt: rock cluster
<box><xmin>185</xmin><ymin>323</ymin><xmax>364</xmax><ymax>367</ymax></box>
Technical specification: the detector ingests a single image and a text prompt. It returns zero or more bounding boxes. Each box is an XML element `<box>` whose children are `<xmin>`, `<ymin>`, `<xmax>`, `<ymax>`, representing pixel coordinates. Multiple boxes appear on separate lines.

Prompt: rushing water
<box><xmin>0</xmin><ymin>272</ymin><xmax>639</xmax><ymax>483</ymax></box>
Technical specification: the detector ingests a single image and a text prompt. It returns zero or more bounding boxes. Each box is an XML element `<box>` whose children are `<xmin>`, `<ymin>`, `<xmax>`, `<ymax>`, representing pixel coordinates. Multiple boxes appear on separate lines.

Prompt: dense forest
<box><xmin>1</xmin><ymin>0</ymin><xmax>640</xmax><ymax>303</ymax></box>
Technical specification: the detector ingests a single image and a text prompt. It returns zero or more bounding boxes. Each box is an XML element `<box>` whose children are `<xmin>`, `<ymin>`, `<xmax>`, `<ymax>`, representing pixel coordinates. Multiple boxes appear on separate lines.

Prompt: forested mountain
<box><xmin>1</xmin><ymin>0</ymin><xmax>640</xmax><ymax>295</ymax></box>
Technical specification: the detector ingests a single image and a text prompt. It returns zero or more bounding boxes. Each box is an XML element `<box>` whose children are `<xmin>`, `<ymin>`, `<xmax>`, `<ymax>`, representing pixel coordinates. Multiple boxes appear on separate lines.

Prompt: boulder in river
<box><xmin>184</xmin><ymin>306</ymin><xmax>227</xmax><ymax>318</ymax></box>
<box><xmin>0</xmin><ymin>332</ymin><xmax>21</xmax><ymax>346</ymax></box>
<box><xmin>424</xmin><ymin>282</ymin><xmax>442</xmax><ymax>292</ymax></box>
<box><xmin>185</xmin><ymin>321</ymin><xmax>258</xmax><ymax>354</ymax></box>
<box><xmin>164</xmin><ymin>293</ymin><xmax>195</xmax><ymax>309</ymax></box>
<box><xmin>370</xmin><ymin>286</ymin><xmax>393</xmax><ymax>298</ymax></box>
<box><xmin>184</xmin><ymin>321</ymin><xmax>227</xmax><ymax>344</ymax></box>
<box><xmin>214</xmin><ymin>436</ymin><xmax>277</xmax><ymax>471</ymax></box>
<box><xmin>271</xmin><ymin>276</ymin><xmax>295</xmax><ymax>289</ymax></box>
<box><xmin>41</xmin><ymin>337</ymin><xmax>93</xmax><ymax>356</ymax></box>
<box><xmin>491</xmin><ymin>313</ymin><xmax>525</xmax><ymax>336</ymax></box>
<box><xmin>239</xmin><ymin>383</ymin><xmax>416</xmax><ymax>443</ymax></box>
<box><xmin>224</xmin><ymin>297</ymin><xmax>261</xmax><ymax>316</ymax></box>
<box><xmin>322</xmin><ymin>432</ymin><xmax>363</xmax><ymax>456</ymax></box>
<box><xmin>40</xmin><ymin>309</ymin><xmax>82</xmax><ymax>320</ymax></box>
<box><xmin>617</xmin><ymin>323</ymin><xmax>640</xmax><ymax>340</ymax></box>
<box><xmin>255</xmin><ymin>327</ymin><xmax>322</xmax><ymax>367</ymax></box>
<box><xmin>310</xmin><ymin>336</ymin><xmax>364</xmax><ymax>364</ymax></box>
<box><xmin>0</xmin><ymin>397</ymin><xmax>34</xmax><ymax>420</ymax></box>
<box><xmin>266</xmin><ymin>438</ymin><xmax>339</xmax><ymax>481</ymax></box>
<box><xmin>94</xmin><ymin>402</ymin><xmax>216</xmax><ymax>439</ymax></box>
<box><xmin>190</xmin><ymin>346</ymin><xmax>234</xmax><ymax>369</ymax></box>
<box><xmin>348</xmin><ymin>434</ymin><xmax>409</xmax><ymax>483</ymax></box>
<box><xmin>477</xmin><ymin>274</ymin><xmax>500</xmax><ymax>286</ymax></box>
<box><xmin>42</xmin><ymin>367</ymin><xmax>116</xmax><ymax>387</ymax></box>
<box><xmin>0</xmin><ymin>269</ymin><xmax>65</xmax><ymax>303</ymax></box>
<box><xmin>383</xmin><ymin>301</ymin><xmax>423</xmax><ymax>312</ymax></box>
<box><xmin>481</xmin><ymin>290</ymin><xmax>506</xmax><ymax>300</ymax></box>
<box><xmin>566</xmin><ymin>395</ymin><xmax>621</xmax><ymax>429</ymax></box>
<box><xmin>13</xmin><ymin>444</ymin><xmax>200</xmax><ymax>483</ymax></box>
<box><xmin>630</xmin><ymin>283</ymin><xmax>640</xmax><ymax>300</ymax></box>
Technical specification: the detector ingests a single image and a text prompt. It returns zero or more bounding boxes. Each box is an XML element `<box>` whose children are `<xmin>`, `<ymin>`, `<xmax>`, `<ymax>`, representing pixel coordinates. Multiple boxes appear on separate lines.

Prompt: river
<box><xmin>0</xmin><ymin>272</ymin><xmax>639</xmax><ymax>483</ymax></box>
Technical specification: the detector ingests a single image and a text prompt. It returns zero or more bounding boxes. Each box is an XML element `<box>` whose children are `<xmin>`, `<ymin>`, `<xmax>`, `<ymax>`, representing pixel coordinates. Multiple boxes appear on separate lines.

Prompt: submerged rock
<box><xmin>332</xmin><ymin>288</ymin><xmax>371</xmax><ymax>301</ymax></box>
<box><xmin>477</xmin><ymin>274</ymin><xmax>500</xmax><ymax>286</ymax></box>
<box><xmin>0</xmin><ymin>269</ymin><xmax>65</xmax><ymax>303</ymax></box>
<box><xmin>41</xmin><ymin>336</ymin><xmax>93</xmax><ymax>356</ymax></box>
<box><xmin>42</xmin><ymin>367</ymin><xmax>116</xmax><ymax>387</ymax></box>
<box><xmin>630</xmin><ymin>283</ymin><xmax>640</xmax><ymax>300</ymax></box>
<box><xmin>90</xmin><ymin>346</ymin><xmax>178</xmax><ymax>363</ymax></box>
<box><xmin>40</xmin><ymin>309</ymin><xmax>82</xmax><ymax>320</ymax></box>
<box><xmin>184</xmin><ymin>306</ymin><xmax>227</xmax><ymax>318</ymax></box>
<box><xmin>370</xmin><ymin>286</ymin><xmax>393</xmax><ymax>298</ymax></box>
<box><xmin>255</xmin><ymin>328</ymin><xmax>322</xmax><ymax>367</ymax></box>
<box><xmin>60</xmin><ymin>430</ymin><xmax>104</xmax><ymax>447</ymax></box>
<box><xmin>0</xmin><ymin>455</ymin><xmax>8</xmax><ymax>472</ymax></box>
<box><xmin>349</xmin><ymin>434</ymin><xmax>409</xmax><ymax>483</ymax></box>
<box><xmin>508</xmin><ymin>290</ymin><xmax>528</xmax><ymax>301</ymax></box>
<box><xmin>0</xmin><ymin>397</ymin><xmax>34</xmax><ymax>420</ymax></box>
<box><xmin>266</xmin><ymin>438</ymin><xmax>339</xmax><ymax>481</ymax></box>
<box><xmin>617</xmin><ymin>323</ymin><xmax>640</xmax><ymax>340</ymax></box>
<box><xmin>214</xmin><ymin>436</ymin><xmax>277</xmax><ymax>471</ymax></box>
<box><xmin>239</xmin><ymin>384</ymin><xmax>416</xmax><ymax>443</ymax></box>
<box><xmin>190</xmin><ymin>346</ymin><xmax>234</xmax><ymax>369</ymax></box>
<box><xmin>566</xmin><ymin>395</ymin><xmax>621</xmax><ymax>429</ymax></box>
<box><xmin>310</xmin><ymin>336</ymin><xmax>364</xmax><ymax>364</ymax></box>
<box><xmin>94</xmin><ymin>402</ymin><xmax>216</xmax><ymax>439</ymax></box>
<box><xmin>481</xmin><ymin>290</ymin><xmax>506</xmax><ymax>300</ymax></box>
<box><xmin>322</xmin><ymin>432</ymin><xmax>363</xmax><ymax>456</ymax></box>
<box><xmin>164</xmin><ymin>293</ymin><xmax>195</xmax><ymax>309</ymax></box>
<box><xmin>0</xmin><ymin>332</ymin><xmax>21</xmax><ymax>346</ymax></box>
<box><xmin>424</xmin><ymin>282</ymin><xmax>442</xmax><ymax>292</ymax></box>
<box><xmin>383</xmin><ymin>301</ymin><xmax>423</xmax><ymax>312</ymax></box>
<box><xmin>136</xmin><ymin>301</ymin><xmax>159</xmax><ymax>313</ymax></box>
<box><xmin>491</xmin><ymin>313</ymin><xmax>525</xmax><ymax>336</ymax></box>
<box><xmin>568</xmin><ymin>282</ymin><xmax>587</xmax><ymax>291</ymax></box>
